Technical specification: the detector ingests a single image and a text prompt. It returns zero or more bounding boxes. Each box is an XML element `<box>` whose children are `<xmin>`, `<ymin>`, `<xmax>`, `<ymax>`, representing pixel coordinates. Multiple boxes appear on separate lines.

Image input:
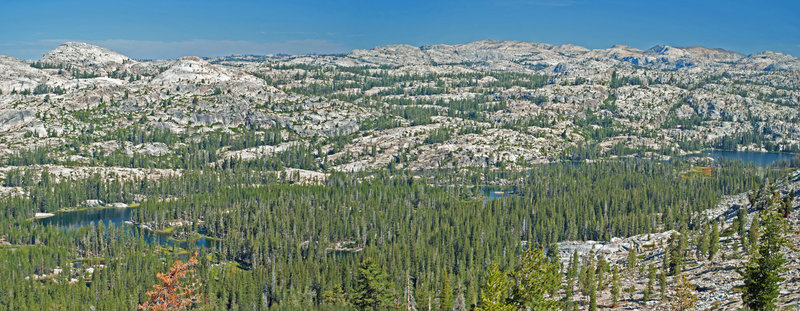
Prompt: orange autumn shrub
<box><xmin>138</xmin><ymin>252</ymin><xmax>202</xmax><ymax>310</ymax></box>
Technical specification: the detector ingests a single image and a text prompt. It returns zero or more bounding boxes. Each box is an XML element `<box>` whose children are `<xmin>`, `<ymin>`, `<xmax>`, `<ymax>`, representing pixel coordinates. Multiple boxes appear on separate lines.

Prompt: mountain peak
<box><xmin>40</xmin><ymin>41</ymin><xmax>132</xmax><ymax>68</ymax></box>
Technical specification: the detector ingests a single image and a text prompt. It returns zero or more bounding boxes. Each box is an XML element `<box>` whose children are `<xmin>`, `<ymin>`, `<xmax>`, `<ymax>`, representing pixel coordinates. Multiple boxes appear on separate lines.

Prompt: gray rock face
<box><xmin>41</xmin><ymin>42</ymin><xmax>131</xmax><ymax>69</ymax></box>
<box><xmin>0</xmin><ymin>109</ymin><xmax>34</xmax><ymax>132</ymax></box>
<box><xmin>133</xmin><ymin>142</ymin><xmax>170</xmax><ymax>157</ymax></box>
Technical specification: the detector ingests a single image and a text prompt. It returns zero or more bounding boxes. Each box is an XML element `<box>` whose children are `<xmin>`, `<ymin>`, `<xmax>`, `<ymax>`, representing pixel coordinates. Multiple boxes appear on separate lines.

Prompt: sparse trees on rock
<box><xmin>610</xmin><ymin>266</ymin><xmax>621</xmax><ymax>307</ymax></box>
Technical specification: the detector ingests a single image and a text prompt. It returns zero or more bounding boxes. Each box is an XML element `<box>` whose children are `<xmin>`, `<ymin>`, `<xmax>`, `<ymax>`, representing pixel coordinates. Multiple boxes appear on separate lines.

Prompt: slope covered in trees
<box><xmin>0</xmin><ymin>155</ymin><xmax>785</xmax><ymax>310</ymax></box>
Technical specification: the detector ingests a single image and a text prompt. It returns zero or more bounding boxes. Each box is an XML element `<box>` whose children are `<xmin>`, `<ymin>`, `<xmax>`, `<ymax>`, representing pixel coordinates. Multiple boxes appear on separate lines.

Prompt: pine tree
<box><xmin>476</xmin><ymin>264</ymin><xmax>513</xmax><ymax>311</ymax></box>
<box><xmin>644</xmin><ymin>264</ymin><xmax>655</xmax><ymax>302</ymax></box>
<box><xmin>668</xmin><ymin>274</ymin><xmax>697</xmax><ymax>311</ymax></box>
<box><xmin>781</xmin><ymin>191</ymin><xmax>794</xmax><ymax>218</ymax></box>
<box><xmin>546</xmin><ymin>243</ymin><xmax>562</xmax><ymax>272</ymax></box>
<box><xmin>352</xmin><ymin>257</ymin><xmax>392</xmax><ymax>311</ymax></box>
<box><xmin>567</xmin><ymin>251</ymin><xmax>579</xmax><ymax>280</ymax></box>
<box><xmin>562</xmin><ymin>251</ymin><xmax>579</xmax><ymax>311</ymax></box>
<box><xmin>546</xmin><ymin>243</ymin><xmax>563</xmax><ymax>297</ymax></box>
<box><xmin>322</xmin><ymin>284</ymin><xmax>347</xmax><ymax>305</ymax></box>
<box><xmin>580</xmin><ymin>253</ymin><xmax>596</xmax><ymax>311</ymax></box>
<box><xmin>626</xmin><ymin>247</ymin><xmax>637</xmax><ymax>272</ymax></box>
<box><xmin>740</xmin><ymin>199</ymin><xmax>788</xmax><ymax>311</ymax></box>
<box><xmin>696</xmin><ymin>224</ymin><xmax>709</xmax><ymax>260</ymax></box>
<box><xmin>511</xmin><ymin>247</ymin><xmax>561</xmax><ymax>310</ymax></box>
<box><xmin>595</xmin><ymin>256</ymin><xmax>609</xmax><ymax>290</ymax></box>
<box><xmin>667</xmin><ymin>232</ymin><xmax>686</xmax><ymax>275</ymax></box>
<box><xmin>708</xmin><ymin>220</ymin><xmax>720</xmax><ymax>261</ymax></box>
<box><xmin>439</xmin><ymin>272</ymin><xmax>454</xmax><ymax>311</ymax></box>
<box><xmin>562</xmin><ymin>278</ymin><xmax>575</xmax><ymax>311</ymax></box>
<box><xmin>748</xmin><ymin>213</ymin><xmax>761</xmax><ymax>254</ymax></box>
<box><xmin>737</xmin><ymin>207</ymin><xmax>748</xmax><ymax>248</ymax></box>
<box><xmin>610</xmin><ymin>266</ymin><xmax>620</xmax><ymax>307</ymax></box>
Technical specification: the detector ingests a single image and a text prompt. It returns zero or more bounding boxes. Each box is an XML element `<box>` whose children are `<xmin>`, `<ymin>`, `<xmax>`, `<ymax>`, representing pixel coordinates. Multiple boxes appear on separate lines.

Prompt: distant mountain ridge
<box><xmin>0</xmin><ymin>38</ymin><xmax>799</xmax><ymax>172</ymax></box>
<box><xmin>12</xmin><ymin>40</ymin><xmax>798</xmax><ymax>73</ymax></box>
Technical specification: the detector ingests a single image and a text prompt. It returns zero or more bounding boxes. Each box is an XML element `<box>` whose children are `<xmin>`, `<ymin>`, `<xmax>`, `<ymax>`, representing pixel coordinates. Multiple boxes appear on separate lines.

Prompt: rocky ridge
<box><xmin>0</xmin><ymin>40</ymin><xmax>798</xmax><ymax>173</ymax></box>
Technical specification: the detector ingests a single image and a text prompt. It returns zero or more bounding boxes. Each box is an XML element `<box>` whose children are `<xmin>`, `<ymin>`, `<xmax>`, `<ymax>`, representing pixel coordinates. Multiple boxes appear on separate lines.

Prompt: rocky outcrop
<box><xmin>40</xmin><ymin>42</ymin><xmax>132</xmax><ymax>73</ymax></box>
<box><xmin>0</xmin><ymin>109</ymin><xmax>34</xmax><ymax>132</ymax></box>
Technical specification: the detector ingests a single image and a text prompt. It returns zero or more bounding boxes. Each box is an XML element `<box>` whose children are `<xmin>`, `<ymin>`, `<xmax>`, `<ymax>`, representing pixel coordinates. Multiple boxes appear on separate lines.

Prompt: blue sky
<box><xmin>1</xmin><ymin>0</ymin><xmax>798</xmax><ymax>60</ymax></box>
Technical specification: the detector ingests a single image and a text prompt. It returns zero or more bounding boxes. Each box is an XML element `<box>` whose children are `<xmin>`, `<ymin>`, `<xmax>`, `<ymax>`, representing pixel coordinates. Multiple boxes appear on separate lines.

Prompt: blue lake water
<box><xmin>482</xmin><ymin>186</ymin><xmax>516</xmax><ymax>201</ymax></box>
<box><xmin>38</xmin><ymin>207</ymin><xmax>216</xmax><ymax>249</ymax></box>
<box><xmin>686</xmin><ymin>150</ymin><xmax>796</xmax><ymax>167</ymax></box>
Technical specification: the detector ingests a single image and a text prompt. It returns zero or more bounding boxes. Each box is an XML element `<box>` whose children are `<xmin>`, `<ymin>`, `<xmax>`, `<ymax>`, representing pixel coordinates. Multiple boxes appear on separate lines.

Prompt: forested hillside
<box><xmin>1</xmin><ymin>155</ymin><xmax>793</xmax><ymax>310</ymax></box>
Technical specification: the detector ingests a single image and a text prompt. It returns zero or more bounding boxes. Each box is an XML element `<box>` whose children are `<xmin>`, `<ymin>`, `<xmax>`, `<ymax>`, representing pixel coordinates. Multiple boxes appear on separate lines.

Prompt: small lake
<box><xmin>482</xmin><ymin>186</ymin><xmax>516</xmax><ymax>200</ymax></box>
<box><xmin>683</xmin><ymin>150</ymin><xmax>796</xmax><ymax>167</ymax></box>
<box><xmin>38</xmin><ymin>207</ymin><xmax>218</xmax><ymax>249</ymax></box>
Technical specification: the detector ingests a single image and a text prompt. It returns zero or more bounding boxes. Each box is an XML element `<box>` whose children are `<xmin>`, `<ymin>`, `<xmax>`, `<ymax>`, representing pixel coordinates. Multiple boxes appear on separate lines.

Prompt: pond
<box><xmin>38</xmin><ymin>207</ymin><xmax>218</xmax><ymax>249</ymax></box>
<box><xmin>482</xmin><ymin>186</ymin><xmax>517</xmax><ymax>201</ymax></box>
<box><xmin>683</xmin><ymin>150</ymin><xmax>796</xmax><ymax>167</ymax></box>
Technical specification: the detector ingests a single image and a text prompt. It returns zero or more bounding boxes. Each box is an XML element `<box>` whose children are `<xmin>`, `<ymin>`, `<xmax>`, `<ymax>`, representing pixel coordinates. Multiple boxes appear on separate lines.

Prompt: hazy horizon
<box><xmin>1</xmin><ymin>0</ymin><xmax>798</xmax><ymax>60</ymax></box>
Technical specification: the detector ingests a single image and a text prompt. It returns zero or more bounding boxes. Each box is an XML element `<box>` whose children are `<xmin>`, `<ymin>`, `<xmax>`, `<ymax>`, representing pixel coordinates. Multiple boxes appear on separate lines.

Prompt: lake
<box><xmin>38</xmin><ymin>207</ymin><xmax>217</xmax><ymax>249</ymax></box>
<box><xmin>684</xmin><ymin>150</ymin><xmax>796</xmax><ymax>167</ymax></box>
<box><xmin>482</xmin><ymin>186</ymin><xmax>516</xmax><ymax>201</ymax></box>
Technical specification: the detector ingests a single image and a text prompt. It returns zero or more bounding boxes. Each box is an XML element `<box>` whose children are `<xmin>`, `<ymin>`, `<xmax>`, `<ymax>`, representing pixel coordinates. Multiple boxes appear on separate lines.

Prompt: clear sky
<box><xmin>1</xmin><ymin>0</ymin><xmax>798</xmax><ymax>60</ymax></box>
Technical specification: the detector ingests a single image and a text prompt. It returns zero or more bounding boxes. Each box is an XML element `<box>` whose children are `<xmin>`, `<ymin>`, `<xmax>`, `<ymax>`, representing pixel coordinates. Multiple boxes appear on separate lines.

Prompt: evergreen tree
<box><xmin>595</xmin><ymin>256</ymin><xmax>609</xmax><ymax>290</ymax></box>
<box><xmin>580</xmin><ymin>253</ymin><xmax>596</xmax><ymax>311</ymax></box>
<box><xmin>476</xmin><ymin>264</ymin><xmax>513</xmax><ymax>311</ymax></box>
<box><xmin>668</xmin><ymin>274</ymin><xmax>697</xmax><ymax>311</ymax></box>
<box><xmin>708</xmin><ymin>220</ymin><xmax>720</xmax><ymax>261</ymax></box>
<box><xmin>740</xmin><ymin>199</ymin><xmax>788</xmax><ymax>311</ymax></box>
<box><xmin>781</xmin><ymin>191</ymin><xmax>794</xmax><ymax>218</ymax></box>
<box><xmin>322</xmin><ymin>284</ymin><xmax>347</xmax><ymax>306</ymax></box>
<box><xmin>562</xmin><ymin>251</ymin><xmax>579</xmax><ymax>311</ymax></box>
<box><xmin>352</xmin><ymin>257</ymin><xmax>393</xmax><ymax>311</ymax></box>
<box><xmin>748</xmin><ymin>213</ymin><xmax>761</xmax><ymax>254</ymax></box>
<box><xmin>626</xmin><ymin>247</ymin><xmax>637</xmax><ymax>272</ymax></box>
<box><xmin>696</xmin><ymin>224</ymin><xmax>709</xmax><ymax>260</ymax></box>
<box><xmin>610</xmin><ymin>266</ymin><xmax>620</xmax><ymax>307</ymax></box>
<box><xmin>567</xmin><ymin>251</ymin><xmax>579</xmax><ymax>280</ymax></box>
<box><xmin>546</xmin><ymin>242</ymin><xmax>563</xmax><ymax>296</ymax></box>
<box><xmin>438</xmin><ymin>272</ymin><xmax>454</xmax><ymax>311</ymax></box>
<box><xmin>737</xmin><ymin>207</ymin><xmax>748</xmax><ymax>253</ymax></box>
<box><xmin>511</xmin><ymin>248</ymin><xmax>561</xmax><ymax>310</ymax></box>
<box><xmin>667</xmin><ymin>232</ymin><xmax>686</xmax><ymax>275</ymax></box>
<box><xmin>546</xmin><ymin>243</ymin><xmax>561</xmax><ymax>271</ymax></box>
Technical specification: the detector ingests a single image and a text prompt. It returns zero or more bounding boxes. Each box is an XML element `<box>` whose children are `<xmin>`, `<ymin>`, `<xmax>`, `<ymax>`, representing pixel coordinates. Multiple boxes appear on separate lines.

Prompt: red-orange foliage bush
<box><xmin>138</xmin><ymin>252</ymin><xmax>203</xmax><ymax>310</ymax></box>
